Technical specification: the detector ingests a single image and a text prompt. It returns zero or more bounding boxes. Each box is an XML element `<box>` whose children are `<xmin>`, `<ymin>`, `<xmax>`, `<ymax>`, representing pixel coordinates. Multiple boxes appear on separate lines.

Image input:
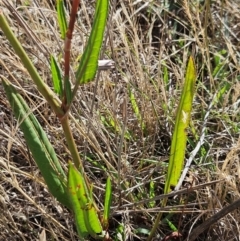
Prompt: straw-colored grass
<box><xmin>0</xmin><ymin>0</ymin><xmax>239</xmax><ymax>240</ymax></box>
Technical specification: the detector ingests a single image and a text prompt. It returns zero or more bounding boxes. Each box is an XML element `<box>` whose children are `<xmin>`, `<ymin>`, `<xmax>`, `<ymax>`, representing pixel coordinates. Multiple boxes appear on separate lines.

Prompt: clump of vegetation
<box><xmin>0</xmin><ymin>0</ymin><xmax>239</xmax><ymax>240</ymax></box>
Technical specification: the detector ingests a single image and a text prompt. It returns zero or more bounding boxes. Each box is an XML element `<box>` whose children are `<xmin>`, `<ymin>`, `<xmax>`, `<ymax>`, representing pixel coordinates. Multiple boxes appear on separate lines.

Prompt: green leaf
<box><xmin>67</xmin><ymin>162</ymin><xmax>102</xmax><ymax>238</ymax></box>
<box><xmin>67</xmin><ymin>162</ymin><xmax>89</xmax><ymax>239</ymax></box>
<box><xmin>50</xmin><ymin>55</ymin><xmax>63</xmax><ymax>97</ymax></box>
<box><xmin>148</xmin><ymin>179</ymin><xmax>155</xmax><ymax>208</ymax></box>
<box><xmin>213</xmin><ymin>81</ymin><xmax>231</xmax><ymax>106</ymax></box>
<box><xmin>99</xmin><ymin>111</ymin><xmax>132</xmax><ymax>140</ymax></box>
<box><xmin>0</xmin><ymin>13</ymin><xmax>63</xmax><ymax>116</ymax></box>
<box><xmin>115</xmin><ymin>224</ymin><xmax>125</xmax><ymax>241</ymax></box>
<box><xmin>163</xmin><ymin>61</ymin><xmax>169</xmax><ymax>88</ymax></box>
<box><xmin>75</xmin><ymin>0</ymin><xmax>109</xmax><ymax>84</ymax></box>
<box><xmin>86</xmin><ymin>200</ymin><xmax>103</xmax><ymax>235</ymax></box>
<box><xmin>135</xmin><ymin>228</ymin><xmax>150</xmax><ymax>235</ymax></box>
<box><xmin>129</xmin><ymin>87</ymin><xmax>145</xmax><ymax>131</ymax></box>
<box><xmin>164</xmin><ymin>56</ymin><xmax>196</xmax><ymax>193</ymax></box>
<box><xmin>103</xmin><ymin>177</ymin><xmax>112</xmax><ymax>229</ymax></box>
<box><xmin>57</xmin><ymin>0</ymin><xmax>67</xmax><ymax>39</ymax></box>
<box><xmin>2</xmin><ymin>78</ymin><xmax>70</xmax><ymax>208</ymax></box>
<box><xmin>64</xmin><ymin>76</ymin><xmax>72</xmax><ymax>105</ymax></box>
<box><xmin>166</xmin><ymin>218</ymin><xmax>178</xmax><ymax>231</ymax></box>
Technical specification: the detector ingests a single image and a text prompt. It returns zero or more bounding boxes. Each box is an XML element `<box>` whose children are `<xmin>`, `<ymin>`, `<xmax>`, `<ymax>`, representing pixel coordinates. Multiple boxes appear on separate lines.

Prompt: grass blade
<box><xmin>2</xmin><ymin>78</ymin><xmax>70</xmax><ymax>208</ymax></box>
<box><xmin>103</xmin><ymin>177</ymin><xmax>112</xmax><ymax>229</ymax></box>
<box><xmin>129</xmin><ymin>87</ymin><xmax>145</xmax><ymax>131</ymax></box>
<box><xmin>148</xmin><ymin>179</ymin><xmax>155</xmax><ymax>208</ymax></box>
<box><xmin>164</xmin><ymin>56</ymin><xmax>196</xmax><ymax>193</ymax></box>
<box><xmin>100</xmin><ymin>111</ymin><xmax>132</xmax><ymax>140</ymax></box>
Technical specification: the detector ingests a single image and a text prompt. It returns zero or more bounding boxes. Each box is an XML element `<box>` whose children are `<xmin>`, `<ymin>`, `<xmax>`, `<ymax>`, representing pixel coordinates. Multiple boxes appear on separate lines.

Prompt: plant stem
<box><xmin>147</xmin><ymin>197</ymin><xmax>168</xmax><ymax>241</ymax></box>
<box><xmin>60</xmin><ymin>114</ymin><xmax>83</xmax><ymax>171</ymax></box>
<box><xmin>0</xmin><ymin>12</ymin><xmax>64</xmax><ymax>117</ymax></box>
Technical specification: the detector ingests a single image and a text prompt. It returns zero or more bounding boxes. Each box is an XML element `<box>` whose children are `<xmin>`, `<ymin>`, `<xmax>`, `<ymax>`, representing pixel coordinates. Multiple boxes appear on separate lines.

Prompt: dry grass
<box><xmin>0</xmin><ymin>0</ymin><xmax>240</xmax><ymax>240</ymax></box>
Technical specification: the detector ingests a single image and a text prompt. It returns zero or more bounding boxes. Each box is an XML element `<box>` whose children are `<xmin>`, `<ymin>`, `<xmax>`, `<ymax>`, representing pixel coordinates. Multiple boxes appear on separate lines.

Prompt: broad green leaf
<box><xmin>2</xmin><ymin>79</ymin><xmax>70</xmax><ymax>208</ymax></box>
<box><xmin>68</xmin><ymin>162</ymin><xmax>88</xmax><ymax>239</ymax></box>
<box><xmin>50</xmin><ymin>55</ymin><xmax>63</xmax><ymax>97</ymax></box>
<box><xmin>86</xmin><ymin>201</ymin><xmax>102</xmax><ymax>234</ymax></box>
<box><xmin>164</xmin><ymin>56</ymin><xmax>196</xmax><ymax>193</ymax></box>
<box><xmin>103</xmin><ymin>177</ymin><xmax>112</xmax><ymax>229</ymax></box>
<box><xmin>75</xmin><ymin>0</ymin><xmax>108</xmax><ymax>84</ymax></box>
<box><xmin>57</xmin><ymin>0</ymin><xmax>67</xmax><ymax>39</ymax></box>
<box><xmin>67</xmin><ymin>162</ymin><xmax>102</xmax><ymax>238</ymax></box>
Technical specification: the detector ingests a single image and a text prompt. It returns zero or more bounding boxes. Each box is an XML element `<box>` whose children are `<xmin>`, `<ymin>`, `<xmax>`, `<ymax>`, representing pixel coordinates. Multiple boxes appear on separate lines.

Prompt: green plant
<box><xmin>0</xmin><ymin>0</ymin><xmax>111</xmax><ymax>239</ymax></box>
<box><xmin>147</xmin><ymin>56</ymin><xmax>196</xmax><ymax>241</ymax></box>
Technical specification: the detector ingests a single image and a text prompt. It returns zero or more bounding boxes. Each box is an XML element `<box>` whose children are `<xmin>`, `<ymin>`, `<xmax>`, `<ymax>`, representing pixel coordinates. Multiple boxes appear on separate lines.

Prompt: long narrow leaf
<box><xmin>129</xmin><ymin>87</ymin><xmax>145</xmax><ymax>131</ymax></box>
<box><xmin>164</xmin><ymin>56</ymin><xmax>196</xmax><ymax>193</ymax></box>
<box><xmin>103</xmin><ymin>177</ymin><xmax>112</xmax><ymax>229</ymax></box>
<box><xmin>57</xmin><ymin>0</ymin><xmax>67</xmax><ymax>39</ymax></box>
<box><xmin>75</xmin><ymin>0</ymin><xmax>108</xmax><ymax>84</ymax></box>
<box><xmin>64</xmin><ymin>76</ymin><xmax>72</xmax><ymax>105</ymax></box>
<box><xmin>2</xmin><ymin>78</ymin><xmax>70</xmax><ymax>208</ymax></box>
<box><xmin>50</xmin><ymin>55</ymin><xmax>63</xmax><ymax>97</ymax></box>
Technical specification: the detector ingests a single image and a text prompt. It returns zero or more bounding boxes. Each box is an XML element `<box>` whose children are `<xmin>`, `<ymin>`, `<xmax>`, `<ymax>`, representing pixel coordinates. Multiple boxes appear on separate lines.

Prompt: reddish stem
<box><xmin>62</xmin><ymin>0</ymin><xmax>80</xmax><ymax>109</ymax></box>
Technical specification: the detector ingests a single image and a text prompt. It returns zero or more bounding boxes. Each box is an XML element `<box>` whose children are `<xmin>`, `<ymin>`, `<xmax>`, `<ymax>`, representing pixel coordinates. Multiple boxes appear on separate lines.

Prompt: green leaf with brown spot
<box><xmin>67</xmin><ymin>162</ymin><xmax>102</xmax><ymax>239</ymax></box>
<box><xmin>164</xmin><ymin>56</ymin><xmax>196</xmax><ymax>193</ymax></box>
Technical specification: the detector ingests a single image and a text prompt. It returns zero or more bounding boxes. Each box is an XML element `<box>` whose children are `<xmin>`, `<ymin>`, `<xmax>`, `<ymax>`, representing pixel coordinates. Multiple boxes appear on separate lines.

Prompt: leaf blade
<box><xmin>75</xmin><ymin>0</ymin><xmax>109</xmax><ymax>84</ymax></box>
<box><xmin>164</xmin><ymin>56</ymin><xmax>196</xmax><ymax>193</ymax></box>
<box><xmin>50</xmin><ymin>55</ymin><xmax>63</xmax><ymax>97</ymax></box>
<box><xmin>103</xmin><ymin>177</ymin><xmax>112</xmax><ymax>229</ymax></box>
<box><xmin>68</xmin><ymin>162</ymin><xmax>88</xmax><ymax>239</ymax></box>
<box><xmin>67</xmin><ymin>162</ymin><xmax>102</xmax><ymax>238</ymax></box>
<box><xmin>57</xmin><ymin>0</ymin><xmax>67</xmax><ymax>39</ymax></box>
<box><xmin>2</xmin><ymin>78</ymin><xmax>70</xmax><ymax>208</ymax></box>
